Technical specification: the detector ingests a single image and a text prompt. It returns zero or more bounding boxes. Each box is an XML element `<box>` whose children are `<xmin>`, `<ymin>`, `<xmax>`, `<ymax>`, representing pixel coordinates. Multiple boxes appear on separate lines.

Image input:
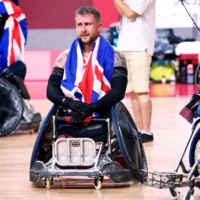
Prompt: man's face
<box><xmin>75</xmin><ymin>14</ymin><xmax>101</xmax><ymax>45</ymax></box>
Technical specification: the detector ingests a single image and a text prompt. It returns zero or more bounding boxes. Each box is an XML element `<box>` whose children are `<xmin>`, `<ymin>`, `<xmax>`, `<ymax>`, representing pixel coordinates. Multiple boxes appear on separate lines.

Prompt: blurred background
<box><xmin>19</xmin><ymin>0</ymin><xmax>200</xmax><ymax>98</ymax></box>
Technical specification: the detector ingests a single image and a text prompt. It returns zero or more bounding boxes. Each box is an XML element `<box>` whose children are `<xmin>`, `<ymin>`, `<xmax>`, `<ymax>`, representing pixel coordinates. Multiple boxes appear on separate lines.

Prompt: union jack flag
<box><xmin>61</xmin><ymin>35</ymin><xmax>114</xmax><ymax>104</ymax></box>
<box><xmin>0</xmin><ymin>0</ymin><xmax>28</xmax><ymax>70</ymax></box>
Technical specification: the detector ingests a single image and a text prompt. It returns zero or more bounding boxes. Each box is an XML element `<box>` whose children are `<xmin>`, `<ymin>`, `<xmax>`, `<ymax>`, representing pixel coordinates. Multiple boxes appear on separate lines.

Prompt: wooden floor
<box><xmin>1</xmin><ymin>93</ymin><xmax>200</xmax><ymax>200</ymax></box>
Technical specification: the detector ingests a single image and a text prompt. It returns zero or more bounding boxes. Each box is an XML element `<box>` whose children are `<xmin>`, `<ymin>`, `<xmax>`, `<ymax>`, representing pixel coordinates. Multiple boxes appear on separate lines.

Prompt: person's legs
<box><xmin>57</xmin><ymin>121</ymin><xmax>79</xmax><ymax>139</ymax></box>
<box><xmin>130</xmin><ymin>91</ymin><xmax>143</xmax><ymax>130</ymax></box>
<box><xmin>137</xmin><ymin>92</ymin><xmax>152</xmax><ymax>133</ymax></box>
<box><xmin>130</xmin><ymin>91</ymin><xmax>153</xmax><ymax>138</ymax></box>
<box><xmin>123</xmin><ymin>50</ymin><xmax>153</xmax><ymax>142</ymax></box>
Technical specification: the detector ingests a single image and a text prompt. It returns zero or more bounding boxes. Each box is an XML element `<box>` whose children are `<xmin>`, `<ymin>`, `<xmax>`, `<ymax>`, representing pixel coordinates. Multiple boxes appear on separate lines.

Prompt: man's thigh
<box><xmin>123</xmin><ymin>51</ymin><xmax>151</xmax><ymax>93</ymax></box>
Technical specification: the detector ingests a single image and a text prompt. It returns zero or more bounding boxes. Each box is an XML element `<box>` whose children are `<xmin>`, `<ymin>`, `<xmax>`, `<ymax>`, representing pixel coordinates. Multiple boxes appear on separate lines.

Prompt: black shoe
<box><xmin>141</xmin><ymin>133</ymin><xmax>154</xmax><ymax>143</ymax></box>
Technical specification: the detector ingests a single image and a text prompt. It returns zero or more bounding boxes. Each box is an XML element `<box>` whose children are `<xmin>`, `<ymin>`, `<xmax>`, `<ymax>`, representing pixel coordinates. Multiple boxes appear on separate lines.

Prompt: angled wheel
<box><xmin>189</xmin><ymin>128</ymin><xmax>200</xmax><ymax>177</ymax></box>
<box><xmin>0</xmin><ymin>77</ymin><xmax>23</xmax><ymax>137</ymax></box>
<box><xmin>30</xmin><ymin>104</ymin><xmax>58</xmax><ymax>169</ymax></box>
<box><xmin>111</xmin><ymin>102</ymin><xmax>148</xmax><ymax>183</ymax></box>
<box><xmin>194</xmin><ymin>64</ymin><xmax>200</xmax><ymax>92</ymax></box>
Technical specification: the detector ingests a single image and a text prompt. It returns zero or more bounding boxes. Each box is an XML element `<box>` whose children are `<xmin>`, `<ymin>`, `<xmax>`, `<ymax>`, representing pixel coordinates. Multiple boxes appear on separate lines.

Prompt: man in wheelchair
<box><xmin>30</xmin><ymin>7</ymin><xmax>148</xmax><ymax>187</ymax></box>
<box><xmin>47</xmin><ymin>6</ymin><xmax>128</xmax><ymax>141</ymax></box>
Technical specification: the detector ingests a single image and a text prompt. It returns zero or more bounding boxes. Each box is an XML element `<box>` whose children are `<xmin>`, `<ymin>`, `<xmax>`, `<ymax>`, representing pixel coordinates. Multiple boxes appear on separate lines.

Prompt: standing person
<box><xmin>0</xmin><ymin>0</ymin><xmax>28</xmax><ymax>81</ymax></box>
<box><xmin>47</xmin><ymin>6</ymin><xmax>128</xmax><ymax>139</ymax></box>
<box><xmin>113</xmin><ymin>0</ymin><xmax>156</xmax><ymax>143</ymax></box>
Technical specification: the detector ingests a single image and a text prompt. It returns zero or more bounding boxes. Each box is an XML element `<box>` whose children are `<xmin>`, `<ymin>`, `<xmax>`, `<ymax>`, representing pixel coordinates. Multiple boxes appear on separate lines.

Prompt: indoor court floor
<box><xmin>1</xmin><ymin>82</ymin><xmax>200</xmax><ymax>200</ymax></box>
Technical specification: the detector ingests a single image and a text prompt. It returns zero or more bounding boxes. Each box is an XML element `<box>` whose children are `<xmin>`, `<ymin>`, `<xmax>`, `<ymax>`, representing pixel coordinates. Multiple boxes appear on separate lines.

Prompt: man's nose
<box><xmin>81</xmin><ymin>25</ymin><xmax>87</xmax><ymax>31</ymax></box>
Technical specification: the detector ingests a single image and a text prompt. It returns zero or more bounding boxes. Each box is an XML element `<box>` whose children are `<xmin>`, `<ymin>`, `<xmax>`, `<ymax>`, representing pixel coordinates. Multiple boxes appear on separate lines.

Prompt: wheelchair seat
<box><xmin>30</xmin><ymin>102</ymin><xmax>148</xmax><ymax>189</ymax></box>
<box><xmin>0</xmin><ymin>76</ymin><xmax>42</xmax><ymax>137</ymax></box>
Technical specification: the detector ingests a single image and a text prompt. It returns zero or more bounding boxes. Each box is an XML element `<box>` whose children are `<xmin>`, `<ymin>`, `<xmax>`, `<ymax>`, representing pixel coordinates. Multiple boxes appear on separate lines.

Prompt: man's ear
<box><xmin>98</xmin><ymin>23</ymin><xmax>102</xmax><ymax>31</ymax></box>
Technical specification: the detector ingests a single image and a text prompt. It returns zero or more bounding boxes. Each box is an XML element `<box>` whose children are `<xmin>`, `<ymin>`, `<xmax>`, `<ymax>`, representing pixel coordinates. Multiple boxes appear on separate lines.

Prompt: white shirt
<box><xmin>117</xmin><ymin>0</ymin><xmax>156</xmax><ymax>56</ymax></box>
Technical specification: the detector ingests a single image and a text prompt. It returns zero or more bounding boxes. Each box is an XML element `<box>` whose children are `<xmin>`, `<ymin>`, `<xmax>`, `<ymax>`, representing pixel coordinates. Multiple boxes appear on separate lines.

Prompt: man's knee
<box><xmin>134</xmin><ymin>92</ymin><xmax>151</xmax><ymax>102</ymax></box>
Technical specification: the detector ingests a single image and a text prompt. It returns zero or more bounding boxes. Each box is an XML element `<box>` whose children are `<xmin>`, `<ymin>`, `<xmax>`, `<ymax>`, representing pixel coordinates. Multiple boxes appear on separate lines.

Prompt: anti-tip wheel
<box><xmin>45</xmin><ymin>178</ymin><xmax>52</xmax><ymax>189</ymax></box>
<box><xmin>31</xmin><ymin>129</ymin><xmax>39</xmax><ymax>134</ymax></box>
<box><xmin>94</xmin><ymin>177</ymin><xmax>103</xmax><ymax>190</ymax></box>
<box><xmin>170</xmin><ymin>188</ymin><xmax>180</xmax><ymax>200</ymax></box>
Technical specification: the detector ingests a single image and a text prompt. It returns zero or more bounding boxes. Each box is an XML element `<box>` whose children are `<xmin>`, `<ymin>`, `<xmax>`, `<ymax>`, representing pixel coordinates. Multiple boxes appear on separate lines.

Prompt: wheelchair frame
<box><xmin>143</xmin><ymin>118</ymin><xmax>200</xmax><ymax>200</ymax></box>
<box><xmin>30</xmin><ymin>102</ymin><xmax>147</xmax><ymax>189</ymax></box>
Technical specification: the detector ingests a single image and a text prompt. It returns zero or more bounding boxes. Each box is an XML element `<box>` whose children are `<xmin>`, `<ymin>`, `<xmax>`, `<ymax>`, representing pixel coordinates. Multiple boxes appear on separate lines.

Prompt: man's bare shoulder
<box><xmin>54</xmin><ymin>49</ymin><xmax>70</xmax><ymax>69</ymax></box>
<box><xmin>112</xmin><ymin>46</ymin><xmax>127</xmax><ymax>68</ymax></box>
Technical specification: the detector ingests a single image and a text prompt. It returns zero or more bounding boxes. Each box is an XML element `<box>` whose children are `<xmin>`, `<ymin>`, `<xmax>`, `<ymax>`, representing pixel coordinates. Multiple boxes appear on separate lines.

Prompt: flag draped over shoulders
<box><xmin>61</xmin><ymin>35</ymin><xmax>114</xmax><ymax>104</ymax></box>
<box><xmin>0</xmin><ymin>0</ymin><xmax>28</xmax><ymax>70</ymax></box>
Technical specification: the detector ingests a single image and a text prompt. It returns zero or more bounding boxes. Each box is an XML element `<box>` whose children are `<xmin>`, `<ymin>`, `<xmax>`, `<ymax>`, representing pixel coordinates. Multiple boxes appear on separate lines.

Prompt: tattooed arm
<box><xmin>54</xmin><ymin>49</ymin><xmax>69</xmax><ymax>69</ymax></box>
<box><xmin>89</xmin><ymin>47</ymin><xmax>128</xmax><ymax>112</ymax></box>
<box><xmin>46</xmin><ymin>49</ymin><xmax>90</xmax><ymax>112</ymax></box>
<box><xmin>113</xmin><ymin>47</ymin><xmax>127</xmax><ymax>68</ymax></box>
<box><xmin>46</xmin><ymin>50</ymin><xmax>68</xmax><ymax>105</ymax></box>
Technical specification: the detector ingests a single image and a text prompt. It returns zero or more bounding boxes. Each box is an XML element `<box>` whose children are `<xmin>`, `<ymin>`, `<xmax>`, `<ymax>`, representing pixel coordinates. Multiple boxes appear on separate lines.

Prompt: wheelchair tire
<box><xmin>111</xmin><ymin>102</ymin><xmax>148</xmax><ymax>183</ymax></box>
<box><xmin>0</xmin><ymin>77</ymin><xmax>23</xmax><ymax>137</ymax></box>
<box><xmin>194</xmin><ymin>64</ymin><xmax>200</xmax><ymax>92</ymax></box>
<box><xmin>189</xmin><ymin>128</ymin><xmax>200</xmax><ymax>177</ymax></box>
<box><xmin>30</xmin><ymin>104</ymin><xmax>57</xmax><ymax>168</ymax></box>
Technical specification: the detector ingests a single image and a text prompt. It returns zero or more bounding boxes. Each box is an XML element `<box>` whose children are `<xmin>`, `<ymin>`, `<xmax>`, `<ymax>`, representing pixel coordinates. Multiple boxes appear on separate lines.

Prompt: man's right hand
<box><xmin>62</xmin><ymin>98</ymin><xmax>90</xmax><ymax>112</ymax></box>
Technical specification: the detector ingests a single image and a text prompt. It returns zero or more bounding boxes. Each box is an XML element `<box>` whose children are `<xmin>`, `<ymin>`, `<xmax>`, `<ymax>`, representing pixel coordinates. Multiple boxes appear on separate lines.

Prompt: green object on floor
<box><xmin>150</xmin><ymin>60</ymin><xmax>175</xmax><ymax>82</ymax></box>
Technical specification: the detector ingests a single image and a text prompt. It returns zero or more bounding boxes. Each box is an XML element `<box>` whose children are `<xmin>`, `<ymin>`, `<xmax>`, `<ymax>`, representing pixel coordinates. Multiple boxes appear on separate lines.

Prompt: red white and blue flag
<box><xmin>0</xmin><ymin>0</ymin><xmax>28</xmax><ymax>70</ymax></box>
<box><xmin>61</xmin><ymin>35</ymin><xmax>114</xmax><ymax>104</ymax></box>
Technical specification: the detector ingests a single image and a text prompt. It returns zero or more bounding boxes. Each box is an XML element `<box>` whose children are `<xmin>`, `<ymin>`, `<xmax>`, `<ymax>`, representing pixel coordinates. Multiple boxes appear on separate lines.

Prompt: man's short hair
<box><xmin>75</xmin><ymin>6</ymin><xmax>101</xmax><ymax>23</ymax></box>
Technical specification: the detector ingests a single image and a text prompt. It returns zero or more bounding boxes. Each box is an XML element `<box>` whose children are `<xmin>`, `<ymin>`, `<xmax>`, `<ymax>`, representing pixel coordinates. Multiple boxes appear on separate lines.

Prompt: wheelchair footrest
<box><xmin>142</xmin><ymin>170</ymin><xmax>190</xmax><ymax>189</ymax></box>
<box><xmin>55</xmin><ymin>138</ymin><xmax>96</xmax><ymax>166</ymax></box>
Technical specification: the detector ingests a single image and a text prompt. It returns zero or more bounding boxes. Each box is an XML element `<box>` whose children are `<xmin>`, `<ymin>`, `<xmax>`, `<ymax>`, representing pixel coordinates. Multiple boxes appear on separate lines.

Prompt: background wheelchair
<box><xmin>30</xmin><ymin>101</ymin><xmax>148</xmax><ymax>189</ymax></box>
<box><xmin>0</xmin><ymin>76</ymin><xmax>42</xmax><ymax>137</ymax></box>
<box><xmin>142</xmin><ymin>63</ymin><xmax>200</xmax><ymax>200</ymax></box>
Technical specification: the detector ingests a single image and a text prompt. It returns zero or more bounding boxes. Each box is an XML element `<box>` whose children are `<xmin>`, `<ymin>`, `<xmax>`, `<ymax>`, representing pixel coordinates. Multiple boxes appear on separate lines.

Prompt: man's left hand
<box><xmin>71</xmin><ymin>111</ymin><xmax>93</xmax><ymax>124</ymax></box>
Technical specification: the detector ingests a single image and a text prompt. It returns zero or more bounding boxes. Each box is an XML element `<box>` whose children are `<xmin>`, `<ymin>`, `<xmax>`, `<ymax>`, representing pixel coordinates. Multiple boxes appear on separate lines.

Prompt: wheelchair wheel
<box><xmin>195</xmin><ymin>64</ymin><xmax>200</xmax><ymax>92</ymax></box>
<box><xmin>0</xmin><ymin>77</ymin><xmax>23</xmax><ymax>137</ymax></box>
<box><xmin>189</xmin><ymin>128</ymin><xmax>200</xmax><ymax>177</ymax></box>
<box><xmin>111</xmin><ymin>102</ymin><xmax>148</xmax><ymax>183</ymax></box>
<box><xmin>30</xmin><ymin>104</ymin><xmax>58</xmax><ymax>168</ymax></box>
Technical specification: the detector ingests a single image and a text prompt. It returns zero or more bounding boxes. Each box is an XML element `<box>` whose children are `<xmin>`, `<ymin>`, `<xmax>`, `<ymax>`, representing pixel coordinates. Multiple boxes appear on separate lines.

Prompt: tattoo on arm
<box><xmin>54</xmin><ymin>52</ymin><xmax>68</xmax><ymax>69</ymax></box>
<box><xmin>57</xmin><ymin>57</ymin><xmax>63</xmax><ymax>62</ymax></box>
<box><xmin>114</xmin><ymin>50</ymin><xmax>127</xmax><ymax>68</ymax></box>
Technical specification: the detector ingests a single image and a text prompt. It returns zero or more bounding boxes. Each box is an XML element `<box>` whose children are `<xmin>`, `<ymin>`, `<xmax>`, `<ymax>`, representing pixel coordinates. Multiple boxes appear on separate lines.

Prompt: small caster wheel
<box><xmin>32</xmin><ymin>129</ymin><xmax>38</xmax><ymax>134</ymax></box>
<box><xmin>45</xmin><ymin>178</ymin><xmax>53</xmax><ymax>189</ymax></box>
<box><xmin>170</xmin><ymin>188</ymin><xmax>180</xmax><ymax>200</ymax></box>
<box><xmin>94</xmin><ymin>176</ymin><xmax>103</xmax><ymax>190</ymax></box>
<box><xmin>182</xmin><ymin>194</ymin><xmax>194</xmax><ymax>200</ymax></box>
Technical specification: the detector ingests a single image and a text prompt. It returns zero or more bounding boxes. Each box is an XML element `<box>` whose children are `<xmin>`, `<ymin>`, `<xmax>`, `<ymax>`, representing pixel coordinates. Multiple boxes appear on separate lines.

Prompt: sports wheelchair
<box><xmin>30</xmin><ymin>101</ymin><xmax>148</xmax><ymax>189</ymax></box>
<box><xmin>142</xmin><ymin>64</ymin><xmax>200</xmax><ymax>200</ymax></box>
<box><xmin>0</xmin><ymin>76</ymin><xmax>42</xmax><ymax>137</ymax></box>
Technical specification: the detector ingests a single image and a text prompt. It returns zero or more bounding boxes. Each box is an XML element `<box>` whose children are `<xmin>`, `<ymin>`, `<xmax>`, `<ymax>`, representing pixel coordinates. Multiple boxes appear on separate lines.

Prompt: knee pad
<box><xmin>57</xmin><ymin>123</ymin><xmax>78</xmax><ymax>138</ymax></box>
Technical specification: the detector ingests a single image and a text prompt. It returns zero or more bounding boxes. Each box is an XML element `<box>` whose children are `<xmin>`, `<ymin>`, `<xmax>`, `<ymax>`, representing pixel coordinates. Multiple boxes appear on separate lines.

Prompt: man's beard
<box><xmin>79</xmin><ymin>33</ymin><xmax>98</xmax><ymax>45</ymax></box>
